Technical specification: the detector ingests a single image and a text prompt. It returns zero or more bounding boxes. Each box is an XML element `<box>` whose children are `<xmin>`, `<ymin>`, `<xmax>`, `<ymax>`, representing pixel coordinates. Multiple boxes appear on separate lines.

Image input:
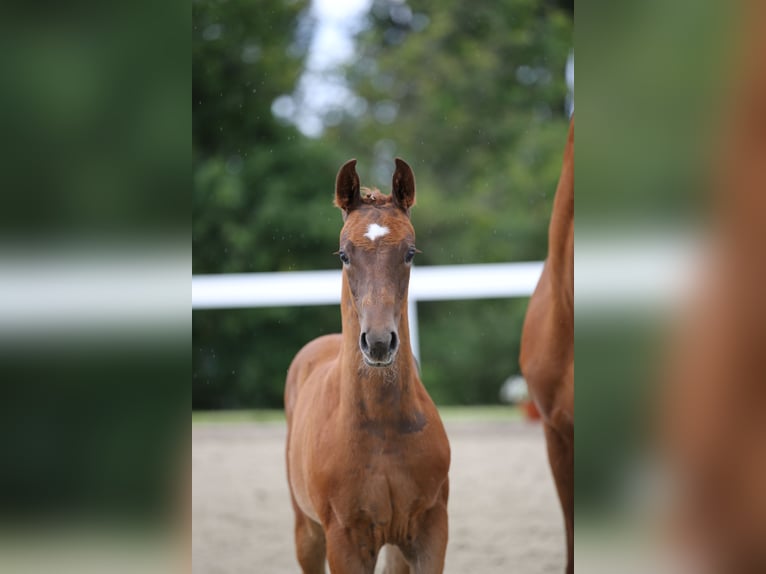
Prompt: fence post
<box><xmin>408</xmin><ymin>297</ymin><xmax>420</xmax><ymax>364</ymax></box>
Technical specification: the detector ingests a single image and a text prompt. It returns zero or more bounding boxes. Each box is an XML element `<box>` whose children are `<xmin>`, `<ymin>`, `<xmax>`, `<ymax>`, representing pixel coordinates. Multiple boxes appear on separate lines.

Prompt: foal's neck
<box><xmin>338</xmin><ymin>303</ymin><xmax>421</xmax><ymax>420</ymax></box>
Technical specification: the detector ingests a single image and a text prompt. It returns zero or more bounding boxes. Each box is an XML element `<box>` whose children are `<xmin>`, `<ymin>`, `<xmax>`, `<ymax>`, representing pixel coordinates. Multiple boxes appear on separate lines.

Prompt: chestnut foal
<box><xmin>519</xmin><ymin>119</ymin><xmax>574</xmax><ymax>574</ymax></box>
<box><xmin>285</xmin><ymin>159</ymin><xmax>450</xmax><ymax>574</ymax></box>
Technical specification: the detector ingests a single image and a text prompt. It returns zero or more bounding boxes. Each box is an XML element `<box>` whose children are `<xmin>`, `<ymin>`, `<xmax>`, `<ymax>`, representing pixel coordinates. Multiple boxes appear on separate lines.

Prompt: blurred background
<box><xmin>192</xmin><ymin>0</ymin><xmax>573</xmax><ymax>411</ymax></box>
<box><xmin>0</xmin><ymin>2</ymin><xmax>188</xmax><ymax>573</ymax></box>
<box><xmin>5</xmin><ymin>0</ymin><xmax>758</xmax><ymax>571</ymax></box>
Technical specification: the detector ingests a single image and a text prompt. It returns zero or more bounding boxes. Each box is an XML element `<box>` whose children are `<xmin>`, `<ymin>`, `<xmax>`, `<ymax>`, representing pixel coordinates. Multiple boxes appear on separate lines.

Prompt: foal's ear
<box><xmin>334</xmin><ymin>159</ymin><xmax>361</xmax><ymax>217</ymax></box>
<box><xmin>392</xmin><ymin>157</ymin><xmax>416</xmax><ymax>214</ymax></box>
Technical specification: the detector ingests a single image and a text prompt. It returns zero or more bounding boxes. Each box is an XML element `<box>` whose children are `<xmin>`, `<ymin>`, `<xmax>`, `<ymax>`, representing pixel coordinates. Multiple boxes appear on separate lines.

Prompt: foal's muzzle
<box><xmin>360</xmin><ymin>330</ymin><xmax>398</xmax><ymax>366</ymax></box>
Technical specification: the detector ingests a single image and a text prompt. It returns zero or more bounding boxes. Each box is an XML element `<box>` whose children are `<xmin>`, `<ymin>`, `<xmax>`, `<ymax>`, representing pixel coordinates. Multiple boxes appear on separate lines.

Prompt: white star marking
<box><xmin>364</xmin><ymin>223</ymin><xmax>390</xmax><ymax>241</ymax></box>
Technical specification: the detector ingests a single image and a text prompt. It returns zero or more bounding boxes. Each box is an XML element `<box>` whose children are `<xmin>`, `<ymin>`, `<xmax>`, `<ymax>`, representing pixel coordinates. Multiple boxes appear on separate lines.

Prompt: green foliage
<box><xmin>419</xmin><ymin>299</ymin><xmax>530</xmax><ymax>405</ymax></box>
<box><xmin>193</xmin><ymin>0</ymin><xmax>572</xmax><ymax>409</ymax></box>
<box><xmin>327</xmin><ymin>0</ymin><xmax>571</xmax><ymax>264</ymax></box>
<box><xmin>192</xmin><ymin>0</ymin><xmax>347</xmax><ymax>408</ymax></box>
<box><xmin>193</xmin><ymin>0</ymin><xmax>307</xmax><ymax>155</ymax></box>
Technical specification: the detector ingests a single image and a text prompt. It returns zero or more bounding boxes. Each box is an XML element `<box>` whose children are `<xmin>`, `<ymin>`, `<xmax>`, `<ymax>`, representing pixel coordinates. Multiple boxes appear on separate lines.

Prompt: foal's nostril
<box><xmin>360</xmin><ymin>330</ymin><xmax>398</xmax><ymax>363</ymax></box>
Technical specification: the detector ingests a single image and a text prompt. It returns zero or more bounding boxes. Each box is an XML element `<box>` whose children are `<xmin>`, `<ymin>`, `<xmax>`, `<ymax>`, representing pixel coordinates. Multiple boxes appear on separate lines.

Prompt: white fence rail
<box><xmin>192</xmin><ymin>262</ymin><xmax>544</xmax><ymax>361</ymax></box>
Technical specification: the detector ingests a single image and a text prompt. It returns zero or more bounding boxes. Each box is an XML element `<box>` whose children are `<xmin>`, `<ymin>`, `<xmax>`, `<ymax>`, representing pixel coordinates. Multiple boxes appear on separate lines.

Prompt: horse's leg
<box><xmin>377</xmin><ymin>544</ymin><xmax>411</xmax><ymax>574</ymax></box>
<box><xmin>290</xmin><ymin>494</ymin><xmax>327</xmax><ymax>574</ymax></box>
<box><xmin>324</xmin><ymin>523</ymin><xmax>377</xmax><ymax>574</ymax></box>
<box><xmin>544</xmin><ymin>422</ymin><xmax>574</xmax><ymax>574</ymax></box>
<box><xmin>406</xmin><ymin>498</ymin><xmax>449</xmax><ymax>574</ymax></box>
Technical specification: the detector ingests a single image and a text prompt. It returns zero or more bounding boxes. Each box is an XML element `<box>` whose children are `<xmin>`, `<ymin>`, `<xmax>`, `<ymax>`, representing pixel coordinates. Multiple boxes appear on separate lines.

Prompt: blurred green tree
<box><xmin>193</xmin><ymin>0</ymin><xmax>346</xmax><ymax>408</ymax></box>
<box><xmin>192</xmin><ymin>0</ymin><xmax>572</xmax><ymax>408</ymax></box>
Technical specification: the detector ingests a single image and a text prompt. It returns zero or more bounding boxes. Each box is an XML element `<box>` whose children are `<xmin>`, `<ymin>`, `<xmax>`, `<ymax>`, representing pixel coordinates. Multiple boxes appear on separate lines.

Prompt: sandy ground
<box><xmin>192</xmin><ymin>418</ymin><xmax>565</xmax><ymax>574</ymax></box>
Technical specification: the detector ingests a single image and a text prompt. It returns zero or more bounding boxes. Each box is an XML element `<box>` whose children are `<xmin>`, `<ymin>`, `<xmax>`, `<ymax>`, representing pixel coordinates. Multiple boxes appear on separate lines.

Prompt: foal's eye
<box><xmin>338</xmin><ymin>250</ymin><xmax>350</xmax><ymax>265</ymax></box>
<box><xmin>405</xmin><ymin>246</ymin><xmax>417</xmax><ymax>264</ymax></box>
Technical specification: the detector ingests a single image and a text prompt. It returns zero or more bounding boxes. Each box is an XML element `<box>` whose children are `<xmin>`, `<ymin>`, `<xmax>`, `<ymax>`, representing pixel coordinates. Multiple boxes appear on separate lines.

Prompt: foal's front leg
<box><xmin>406</xmin><ymin>499</ymin><xmax>449</xmax><ymax>574</ymax></box>
<box><xmin>325</xmin><ymin>522</ymin><xmax>378</xmax><ymax>574</ymax></box>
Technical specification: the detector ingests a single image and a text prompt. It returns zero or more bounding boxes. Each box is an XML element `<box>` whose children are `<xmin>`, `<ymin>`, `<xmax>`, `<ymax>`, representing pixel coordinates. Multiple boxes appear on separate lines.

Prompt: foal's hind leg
<box><xmin>544</xmin><ymin>422</ymin><xmax>574</xmax><ymax>574</ymax></box>
<box><xmin>290</xmin><ymin>494</ymin><xmax>326</xmax><ymax>574</ymax></box>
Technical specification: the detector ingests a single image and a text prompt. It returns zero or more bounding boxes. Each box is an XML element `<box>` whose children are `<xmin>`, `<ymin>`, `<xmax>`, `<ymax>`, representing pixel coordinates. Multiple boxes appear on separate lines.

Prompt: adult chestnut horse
<box><xmin>285</xmin><ymin>158</ymin><xmax>451</xmax><ymax>574</ymax></box>
<box><xmin>519</xmin><ymin>118</ymin><xmax>574</xmax><ymax>573</ymax></box>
